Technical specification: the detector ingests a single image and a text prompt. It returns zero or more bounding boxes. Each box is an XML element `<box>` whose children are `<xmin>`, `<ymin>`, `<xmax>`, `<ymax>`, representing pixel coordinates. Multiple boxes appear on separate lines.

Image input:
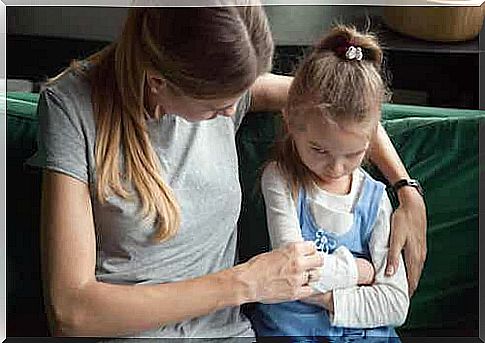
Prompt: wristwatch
<box><xmin>392</xmin><ymin>179</ymin><xmax>424</xmax><ymax>197</ymax></box>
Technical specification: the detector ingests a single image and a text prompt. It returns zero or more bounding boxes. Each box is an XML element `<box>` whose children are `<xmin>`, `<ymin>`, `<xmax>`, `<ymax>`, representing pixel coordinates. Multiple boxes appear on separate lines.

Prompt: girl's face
<box><xmin>291</xmin><ymin>111</ymin><xmax>377</xmax><ymax>184</ymax></box>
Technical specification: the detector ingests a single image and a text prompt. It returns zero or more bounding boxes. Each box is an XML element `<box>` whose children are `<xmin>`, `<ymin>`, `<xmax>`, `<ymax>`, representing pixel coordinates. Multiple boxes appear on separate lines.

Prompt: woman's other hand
<box><xmin>386</xmin><ymin>187</ymin><xmax>427</xmax><ymax>297</ymax></box>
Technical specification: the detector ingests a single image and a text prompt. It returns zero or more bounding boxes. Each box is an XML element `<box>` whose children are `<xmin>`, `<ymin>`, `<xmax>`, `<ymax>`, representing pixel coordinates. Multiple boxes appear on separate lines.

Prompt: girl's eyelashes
<box><xmin>310</xmin><ymin>145</ymin><xmax>364</xmax><ymax>157</ymax></box>
<box><xmin>310</xmin><ymin>146</ymin><xmax>327</xmax><ymax>154</ymax></box>
<box><xmin>345</xmin><ymin>150</ymin><xmax>365</xmax><ymax>158</ymax></box>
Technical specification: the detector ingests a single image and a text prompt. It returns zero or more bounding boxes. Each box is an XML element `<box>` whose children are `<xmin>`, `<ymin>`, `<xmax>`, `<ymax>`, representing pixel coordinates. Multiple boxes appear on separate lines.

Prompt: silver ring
<box><xmin>302</xmin><ymin>271</ymin><xmax>310</xmax><ymax>285</ymax></box>
<box><xmin>307</xmin><ymin>269</ymin><xmax>319</xmax><ymax>283</ymax></box>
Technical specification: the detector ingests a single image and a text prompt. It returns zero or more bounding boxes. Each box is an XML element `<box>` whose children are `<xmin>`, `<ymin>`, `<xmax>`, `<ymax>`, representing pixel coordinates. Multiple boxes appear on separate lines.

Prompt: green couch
<box><xmin>5</xmin><ymin>91</ymin><xmax>483</xmax><ymax>337</ymax></box>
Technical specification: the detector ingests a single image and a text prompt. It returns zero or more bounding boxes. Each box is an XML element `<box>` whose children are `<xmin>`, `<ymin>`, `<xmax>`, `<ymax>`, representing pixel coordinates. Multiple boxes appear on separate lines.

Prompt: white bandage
<box><xmin>309</xmin><ymin>246</ymin><xmax>359</xmax><ymax>293</ymax></box>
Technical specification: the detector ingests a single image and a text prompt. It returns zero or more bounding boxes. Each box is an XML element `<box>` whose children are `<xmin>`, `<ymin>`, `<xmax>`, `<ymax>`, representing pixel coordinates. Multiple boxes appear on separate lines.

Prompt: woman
<box><xmin>28</xmin><ymin>6</ymin><xmax>426</xmax><ymax>338</ymax></box>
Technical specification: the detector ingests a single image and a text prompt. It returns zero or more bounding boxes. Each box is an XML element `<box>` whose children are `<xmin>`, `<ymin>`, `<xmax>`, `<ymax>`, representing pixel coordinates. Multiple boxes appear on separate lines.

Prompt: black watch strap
<box><xmin>392</xmin><ymin>179</ymin><xmax>424</xmax><ymax>197</ymax></box>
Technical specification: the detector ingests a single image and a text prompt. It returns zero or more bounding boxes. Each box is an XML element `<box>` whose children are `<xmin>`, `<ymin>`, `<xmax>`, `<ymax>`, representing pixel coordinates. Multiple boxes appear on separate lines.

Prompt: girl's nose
<box><xmin>328</xmin><ymin>162</ymin><xmax>345</xmax><ymax>177</ymax></box>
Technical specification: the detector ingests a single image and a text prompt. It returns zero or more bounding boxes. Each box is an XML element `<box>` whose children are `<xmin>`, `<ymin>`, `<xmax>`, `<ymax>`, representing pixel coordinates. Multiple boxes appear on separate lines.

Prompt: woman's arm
<box><xmin>41</xmin><ymin>170</ymin><xmax>322</xmax><ymax>337</ymax></box>
<box><xmin>369</xmin><ymin>123</ymin><xmax>427</xmax><ymax>297</ymax></box>
<box><xmin>249</xmin><ymin>73</ymin><xmax>292</xmax><ymax>113</ymax></box>
<box><xmin>307</xmin><ymin>194</ymin><xmax>410</xmax><ymax>328</ymax></box>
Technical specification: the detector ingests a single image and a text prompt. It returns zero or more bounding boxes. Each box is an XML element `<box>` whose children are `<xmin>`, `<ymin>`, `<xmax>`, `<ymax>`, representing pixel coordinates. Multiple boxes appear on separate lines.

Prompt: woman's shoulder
<box><xmin>38</xmin><ymin>62</ymin><xmax>96</xmax><ymax>132</ymax></box>
<box><xmin>41</xmin><ymin>62</ymin><xmax>92</xmax><ymax>110</ymax></box>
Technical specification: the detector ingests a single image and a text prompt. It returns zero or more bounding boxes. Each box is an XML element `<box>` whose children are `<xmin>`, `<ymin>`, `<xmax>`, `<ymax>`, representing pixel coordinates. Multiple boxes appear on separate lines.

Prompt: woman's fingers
<box><xmin>307</xmin><ymin>268</ymin><xmax>321</xmax><ymax>283</ymax></box>
<box><xmin>298</xmin><ymin>285</ymin><xmax>318</xmax><ymax>299</ymax></box>
<box><xmin>286</xmin><ymin>241</ymin><xmax>323</xmax><ymax>270</ymax></box>
<box><xmin>294</xmin><ymin>240</ymin><xmax>319</xmax><ymax>256</ymax></box>
<box><xmin>403</xmin><ymin>238</ymin><xmax>426</xmax><ymax>297</ymax></box>
<box><xmin>387</xmin><ymin>189</ymin><xmax>427</xmax><ymax>297</ymax></box>
<box><xmin>386</xmin><ymin>217</ymin><xmax>407</xmax><ymax>276</ymax></box>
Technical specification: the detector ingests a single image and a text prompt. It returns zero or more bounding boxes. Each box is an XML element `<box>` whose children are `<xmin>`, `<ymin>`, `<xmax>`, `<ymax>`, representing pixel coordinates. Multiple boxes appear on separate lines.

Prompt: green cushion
<box><xmin>6</xmin><ymin>92</ymin><xmax>483</xmax><ymax>336</ymax></box>
<box><xmin>5</xmin><ymin>92</ymin><xmax>40</xmax><ymax>158</ymax></box>
<box><xmin>5</xmin><ymin>91</ymin><xmax>47</xmax><ymax>336</ymax></box>
<box><xmin>382</xmin><ymin>103</ymin><xmax>484</xmax><ymax>120</ymax></box>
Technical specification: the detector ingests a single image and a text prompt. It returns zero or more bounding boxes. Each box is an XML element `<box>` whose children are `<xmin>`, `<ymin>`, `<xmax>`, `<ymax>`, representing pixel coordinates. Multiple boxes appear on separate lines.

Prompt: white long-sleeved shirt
<box><xmin>261</xmin><ymin>162</ymin><xmax>410</xmax><ymax>328</ymax></box>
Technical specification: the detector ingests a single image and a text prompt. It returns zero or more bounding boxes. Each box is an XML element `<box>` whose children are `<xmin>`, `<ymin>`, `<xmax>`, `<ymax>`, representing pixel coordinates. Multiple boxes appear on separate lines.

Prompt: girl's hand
<box><xmin>235</xmin><ymin>242</ymin><xmax>323</xmax><ymax>304</ymax></box>
<box><xmin>355</xmin><ymin>258</ymin><xmax>375</xmax><ymax>285</ymax></box>
<box><xmin>386</xmin><ymin>187</ymin><xmax>427</xmax><ymax>297</ymax></box>
<box><xmin>300</xmin><ymin>258</ymin><xmax>373</xmax><ymax>311</ymax></box>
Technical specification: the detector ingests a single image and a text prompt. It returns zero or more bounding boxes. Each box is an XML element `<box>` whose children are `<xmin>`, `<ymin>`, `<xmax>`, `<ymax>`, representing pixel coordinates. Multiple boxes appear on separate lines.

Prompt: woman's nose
<box><xmin>221</xmin><ymin>103</ymin><xmax>238</xmax><ymax>117</ymax></box>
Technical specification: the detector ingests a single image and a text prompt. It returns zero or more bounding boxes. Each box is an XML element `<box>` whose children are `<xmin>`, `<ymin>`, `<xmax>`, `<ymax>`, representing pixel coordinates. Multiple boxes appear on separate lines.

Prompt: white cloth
<box><xmin>261</xmin><ymin>162</ymin><xmax>410</xmax><ymax>327</ymax></box>
<box><xmin>313</xmin><ymin>246</ymin><xmax>359</xmax><ymax>293</ymax></box>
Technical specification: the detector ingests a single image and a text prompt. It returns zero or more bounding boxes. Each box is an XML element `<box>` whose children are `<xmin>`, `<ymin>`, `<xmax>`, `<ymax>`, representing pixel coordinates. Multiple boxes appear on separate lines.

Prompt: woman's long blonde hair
<box><xmin>275</xmin><ymin>25</ymin><xmax>389</xmax><ymax>199</ymax></box>
<box><xmin>54</xmin><ymin>6</ymin><xmax>273</xmax><ymax>242</ymax></box>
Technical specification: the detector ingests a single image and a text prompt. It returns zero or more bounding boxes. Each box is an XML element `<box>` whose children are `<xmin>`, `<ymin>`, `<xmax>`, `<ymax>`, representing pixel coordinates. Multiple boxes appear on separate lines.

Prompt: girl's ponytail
<box><xmin>315</xmin><ymin>25</ymin><xmax>383</xmax><ymax>70</ymax></box>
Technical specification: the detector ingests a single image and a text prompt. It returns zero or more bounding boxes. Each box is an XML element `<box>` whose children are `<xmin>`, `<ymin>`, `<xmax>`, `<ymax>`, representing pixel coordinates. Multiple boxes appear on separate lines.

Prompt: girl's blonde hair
<box><xmin>51</xmin><ymin>7</ymin><xmax>273</xmax><ymax>242</ymax></box>
<box><xmin>275</xmin><ymin>24</ymin><xmax>389</xmax><ymax>199</ymax></box>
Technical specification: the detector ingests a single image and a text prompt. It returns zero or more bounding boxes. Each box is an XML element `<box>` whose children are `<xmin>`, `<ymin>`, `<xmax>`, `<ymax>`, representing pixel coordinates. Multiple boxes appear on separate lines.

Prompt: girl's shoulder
<box><xmin>260</xmin><ymin>160</ymin><xmax>293</xmax><ymax>192</ymax></box>
<box><xmin>261</xmin><ymin>160</ymin><xmax>286</xmax><ymax>183</ymax></box>
<box><xmin>355</xmin><ymin>168</ymin><xmax>392</xmax><ymax>215</ymax></box>
<box><xmin>357</xmin><ymin>167</ymin><xmax>386</xmax><ymax>189</ymax></box>
<box><xmin>262</xmin><ymin>160</ymin><xmax>278</xmax><ymax>175</ymax></box>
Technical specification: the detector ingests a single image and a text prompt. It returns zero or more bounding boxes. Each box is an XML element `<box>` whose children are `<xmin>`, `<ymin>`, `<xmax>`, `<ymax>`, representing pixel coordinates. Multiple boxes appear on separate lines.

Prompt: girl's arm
<box><xmin>250</xmin><ymin>74</ymin><xmax>427</xmax><ymax>297</ymax></box>
<box><xmin>308</xmin><ymin>194</ymin><xmax>410</xmax><ymax>328</ymax></box>
<box><xmin>261</xmin><ymin>162</ymin><xmax>375</xmax><ymax>291</ymax></box>
<box><xmin>41</xmin><ymin>170</ymin><xmax>322</xmax><ymax>337</ymax></box>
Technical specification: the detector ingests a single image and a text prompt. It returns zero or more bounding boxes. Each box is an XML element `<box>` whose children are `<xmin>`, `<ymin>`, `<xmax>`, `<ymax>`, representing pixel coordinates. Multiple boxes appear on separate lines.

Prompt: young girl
<box><xmin>252</xmin><ymin>25</ymin><xmax>410</xmax><ymax>342</ymax></box>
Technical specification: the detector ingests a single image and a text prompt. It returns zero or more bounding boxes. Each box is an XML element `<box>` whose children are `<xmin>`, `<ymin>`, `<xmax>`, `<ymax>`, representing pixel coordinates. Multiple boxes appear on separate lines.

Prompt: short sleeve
<box><xmin>26</xmin><ymin>88</ymin><xmax>89</xmax><ymax>184</ymax></box>
<box><xmin>232</xmin><ymin>90</ymin><xmax>252</xmax><ymax>132</ymax></box>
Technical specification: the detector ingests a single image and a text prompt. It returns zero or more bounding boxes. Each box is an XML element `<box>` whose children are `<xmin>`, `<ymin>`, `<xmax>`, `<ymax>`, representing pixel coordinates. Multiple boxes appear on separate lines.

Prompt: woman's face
<box><xmin>147</xmin><ymin>74</ymin><xmax>245</xmax><ymax>122</ymax></box>
<box><xmin>160</xmin><ymin>91</ymin><xmax>244</xmax><ymax>122</ymax></box>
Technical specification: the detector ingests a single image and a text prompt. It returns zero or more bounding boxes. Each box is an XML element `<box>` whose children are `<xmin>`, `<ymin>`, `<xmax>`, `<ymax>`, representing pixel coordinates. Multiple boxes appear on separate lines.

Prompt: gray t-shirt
<box><xmin>27</xmin><ymin>67</ymin><xmax>255</xmax><ymax>339</ymax></box>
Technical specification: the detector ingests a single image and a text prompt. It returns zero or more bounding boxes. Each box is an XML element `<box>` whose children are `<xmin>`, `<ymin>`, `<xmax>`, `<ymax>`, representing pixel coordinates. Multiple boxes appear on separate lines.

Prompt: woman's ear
<box><xmin>146</xmin><ymin>71</ymin><xmax>167</xmax><ymax>95</ymax></box>
<box><xmin>282</xmin><ymin>108</ymin><xmax>292</xmax><ymax>130</ymax></box>
<box><xmin>281</xmin><ymin>108</ymin><xmax>288</xmax><ymax>119</ymax></box>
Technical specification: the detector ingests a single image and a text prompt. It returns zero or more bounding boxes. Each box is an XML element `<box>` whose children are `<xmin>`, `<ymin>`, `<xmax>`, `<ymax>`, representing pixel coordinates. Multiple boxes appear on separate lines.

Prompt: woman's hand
<box><xmin>235</xmin><ymin>241</ymin><xmax>323</xmax><ymax>304</ymax></box>
<box><xmin>386</xmin><ymin>187</ymin><xmax>427</xmax><ymax>297</ymax></box>
<box><xmin>368</xmin><ymin>123</ymin><xmax>427</xmax><ymax>298</ymax></box>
